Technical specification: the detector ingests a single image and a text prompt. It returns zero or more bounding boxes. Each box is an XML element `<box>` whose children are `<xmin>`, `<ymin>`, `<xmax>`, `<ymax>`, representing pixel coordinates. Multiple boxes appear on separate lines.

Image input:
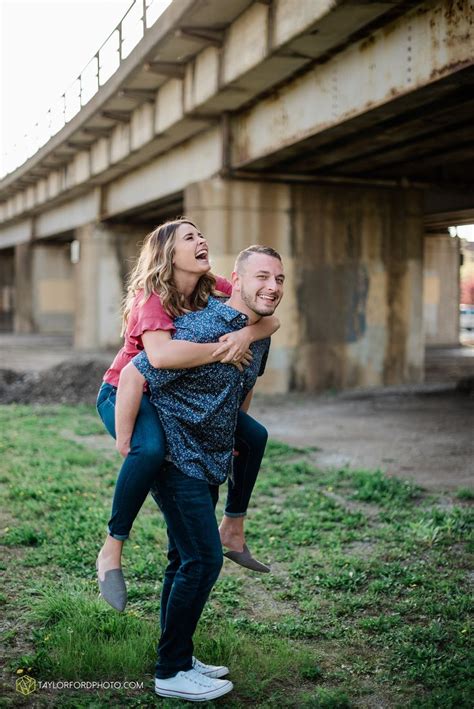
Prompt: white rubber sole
<box><xmin>154</xmin><ymin>679</ymin><xmax>233</xmax><ymax>702</ymax></box>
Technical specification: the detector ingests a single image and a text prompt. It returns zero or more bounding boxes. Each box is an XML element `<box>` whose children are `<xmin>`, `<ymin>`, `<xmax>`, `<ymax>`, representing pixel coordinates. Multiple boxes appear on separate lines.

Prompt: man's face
<box><xmin>234</xmin><ymin>253</ymin><xmax>285</xmax><ymax>316</ymax></box>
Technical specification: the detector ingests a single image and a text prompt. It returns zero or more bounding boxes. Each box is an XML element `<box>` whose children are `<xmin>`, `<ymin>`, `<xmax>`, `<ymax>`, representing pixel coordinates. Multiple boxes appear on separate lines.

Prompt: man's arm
<box><xmin>142</xmin><ymin>329</ymin><xmax>251</xmax><ymax>371</ymax></box>
<box><xmin>115</xmin><ymin>363</ymin><xmax>145</xmax><ymax>457</ymax></box>
<box><xmin>213</xmin><ymin>315</ymin><xmax>279</xmax><ymax>363</ymax></box>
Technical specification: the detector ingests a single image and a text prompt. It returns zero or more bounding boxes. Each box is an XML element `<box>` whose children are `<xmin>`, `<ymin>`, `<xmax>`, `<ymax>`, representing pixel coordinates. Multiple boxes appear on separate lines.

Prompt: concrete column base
<box><xmin>74</xmin><ymin>223</ymin><xmax>142</xmax><ymax>350</ymax></box>
<box><xmin>291</xmin><ymin>184</ymin><xmax>425</xmax><ymax>391</ymax></box>
<box><xmin>14</xmin><ymin>243</ymin><xmax>34</xmax><ymax>334</ymax></box>
<box><xmin>423</xmin><ymin>234</ymin><xmax>460</xmax><ymax>346</ymax></box>
<box><xmin>0</xmin><ymin>247</ymin><xmax>15</xmax><ymax>332</ymax></box>
<box><xmin>31</xmin><ymin>242</ymin><xmax>75</xmax><ymax>334</ymax></box>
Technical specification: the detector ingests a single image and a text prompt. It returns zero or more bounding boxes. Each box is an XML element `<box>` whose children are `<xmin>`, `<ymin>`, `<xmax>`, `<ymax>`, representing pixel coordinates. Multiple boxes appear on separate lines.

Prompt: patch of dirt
<box><xmin>0</xmin><ymin>360</ymin><xmax>107</xmax><ymax>405</ymax></box>
<box><xmin>221</xmin><ymin>558</ymin><xmax>300</xmax><ymax>621</ymax></box>
<box><xmin>342</xmin><ymin>540</ymin><xmax>379</xmax><ymax>558</ymax></box>
<box><xmin>59</xmin><ymin>429</ymin><xmax>116</xmax><ymax>455</ymax></box>
<box><xmin>252</xmin><ymin>387</ymin><xmax>474</xmax><ymax>492</ymax></box>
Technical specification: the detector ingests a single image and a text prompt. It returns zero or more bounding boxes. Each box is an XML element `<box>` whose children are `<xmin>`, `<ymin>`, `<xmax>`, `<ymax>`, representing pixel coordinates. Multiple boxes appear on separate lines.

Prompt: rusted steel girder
<box><xmin>231</xmin><ymin>0</ymin><xmax>473</xmax><ymax>168</ymax></box>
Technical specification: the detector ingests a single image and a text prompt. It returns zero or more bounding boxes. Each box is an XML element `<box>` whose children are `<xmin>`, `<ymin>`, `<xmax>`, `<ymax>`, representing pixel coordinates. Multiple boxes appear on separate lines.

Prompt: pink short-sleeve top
<box><xmin>103</xmin><ymin>275</ymin><xmax>233</xmax><ymax>387</ymax></box>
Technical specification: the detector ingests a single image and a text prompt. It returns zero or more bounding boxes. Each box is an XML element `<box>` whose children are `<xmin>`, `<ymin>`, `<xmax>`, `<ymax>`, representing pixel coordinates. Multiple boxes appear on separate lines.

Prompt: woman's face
<box><xmin>172</xmin><ymin>222</ymin><xmax>210</xmax><ymax>276</ymax></box>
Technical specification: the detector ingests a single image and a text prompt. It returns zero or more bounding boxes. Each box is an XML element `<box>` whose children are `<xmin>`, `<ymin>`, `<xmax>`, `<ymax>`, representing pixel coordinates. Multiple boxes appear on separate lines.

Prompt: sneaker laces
<box><xmin>192</xmin><ymin>657</ymin><xmax>210</xmax><ymax>671</ymax></box>
<box><xmin>183</xmin><ymin>668</ymin><xmax>218</xmax><ymax>688</ymax></box>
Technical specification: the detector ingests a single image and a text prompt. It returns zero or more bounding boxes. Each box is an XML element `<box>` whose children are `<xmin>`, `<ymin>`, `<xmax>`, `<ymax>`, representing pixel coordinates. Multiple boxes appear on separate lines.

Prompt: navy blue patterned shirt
<box><xmin>132</xmin><ymin>297</ymin><xmax>270</xmax><ymax>485</ymax></box>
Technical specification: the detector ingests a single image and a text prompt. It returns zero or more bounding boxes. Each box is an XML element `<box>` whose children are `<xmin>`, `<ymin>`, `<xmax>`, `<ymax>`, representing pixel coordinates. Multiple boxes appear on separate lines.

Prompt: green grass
<box><xmin>456</xmin><ymin>487</ymin><xmax>474</xmax><ymax>501</ymax></box>
<box><xmin>0</xmin><ymin>405</ymin><xmax>473</xmax><ymax>708</ymax></box>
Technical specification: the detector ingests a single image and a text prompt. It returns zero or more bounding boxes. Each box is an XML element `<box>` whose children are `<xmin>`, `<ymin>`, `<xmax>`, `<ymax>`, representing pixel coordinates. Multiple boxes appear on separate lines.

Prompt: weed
<box><xmin>456</xmin><ymin>487</ymin><xmax>474</xmax><ymax>501</ymax></box>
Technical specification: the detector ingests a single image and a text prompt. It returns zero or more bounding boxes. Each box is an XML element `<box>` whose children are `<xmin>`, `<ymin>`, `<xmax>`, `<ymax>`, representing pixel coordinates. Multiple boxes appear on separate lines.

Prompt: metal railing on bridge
<box><xmin>1</xmin><ymin>0</ymin><xmax>172</xmax><ymax>179</ymax></box>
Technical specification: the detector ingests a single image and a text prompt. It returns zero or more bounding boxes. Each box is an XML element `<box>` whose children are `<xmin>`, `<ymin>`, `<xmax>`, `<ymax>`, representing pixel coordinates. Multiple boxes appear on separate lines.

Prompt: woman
<box><xmin>96</xmin><ymin>217</ymin><xmax>278</xmax><ymax>612</ymax></box>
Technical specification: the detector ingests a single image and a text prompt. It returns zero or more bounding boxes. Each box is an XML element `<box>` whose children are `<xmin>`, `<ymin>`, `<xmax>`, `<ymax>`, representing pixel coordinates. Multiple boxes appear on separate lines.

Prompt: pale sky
<box><xmin>450</xmin><ymin>225</ymin><xmax>474</xmax><ymax>243</ymax></box>
<box><xmin>0</xmin><ymin>0</ymin><xmax>134</xmax><ymax>174</ymax></box>
<box><xmin>0</xmin><ymin>0</ymin><xmax>473</xmax><ymax>241</ymax></box>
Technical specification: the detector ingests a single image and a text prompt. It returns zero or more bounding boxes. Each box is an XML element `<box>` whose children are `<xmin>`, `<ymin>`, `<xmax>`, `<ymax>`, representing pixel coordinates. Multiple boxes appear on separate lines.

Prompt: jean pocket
<box><xmin>96</xmin><ymin>383</ymin><xmax>115</xmax><ymax>408</ymax></box>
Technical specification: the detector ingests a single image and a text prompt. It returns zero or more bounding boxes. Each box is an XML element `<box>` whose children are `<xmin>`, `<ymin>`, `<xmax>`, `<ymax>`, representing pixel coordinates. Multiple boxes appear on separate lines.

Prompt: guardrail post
<box><xmin>118</xmin><ymin>21</ymin><xmax>123</xmax><ymax>62</ymax></box>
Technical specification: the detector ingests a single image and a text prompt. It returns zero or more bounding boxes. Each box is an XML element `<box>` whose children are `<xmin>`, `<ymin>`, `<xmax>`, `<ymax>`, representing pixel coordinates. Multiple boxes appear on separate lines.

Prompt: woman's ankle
<box><xmin>99</xmin><ymin>536</ymin><xmax>124</xmax><ymax>563</ymax></box>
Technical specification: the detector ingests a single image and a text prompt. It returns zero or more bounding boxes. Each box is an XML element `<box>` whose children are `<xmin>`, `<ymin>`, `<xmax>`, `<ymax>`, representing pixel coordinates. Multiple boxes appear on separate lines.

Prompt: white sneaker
<box><xmin>154</xmin><ymin>668</ymin><xmax>233</xmax><ymax>702</ymax></box>
<box><xmin>192</xmin><ymin>656</ymin><xmax>229</xmax><ymax>678</ymax></box>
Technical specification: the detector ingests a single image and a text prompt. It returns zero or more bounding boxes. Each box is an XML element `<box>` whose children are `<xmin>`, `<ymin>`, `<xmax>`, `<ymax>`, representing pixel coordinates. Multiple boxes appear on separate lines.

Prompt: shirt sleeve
<box><xmin>132</xmin><ymin>351</ymin><xmax>183</xmax><ymax>388</ymax></box>
<box><xmin>128</xmin><ymin>292</ymin><xmax>176</xmax><ymax>340</ymax></box>
<box><xmin>214</xmin><ymin>275</ymin><xmax>232</xmax><ymax>296</ymax></box>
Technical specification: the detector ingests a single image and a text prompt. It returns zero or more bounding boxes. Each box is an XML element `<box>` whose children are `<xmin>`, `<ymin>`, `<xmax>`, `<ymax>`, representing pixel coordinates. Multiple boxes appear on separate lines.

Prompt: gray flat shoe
<box><xmin>97</xmin><ymin>562</ymin><xmax>127</xmax><ymax>611</ymax></box>
<box><xmin>223</xmin><ymin>544</ymin><xmax>270</xmax><ymax>573</ymax></box>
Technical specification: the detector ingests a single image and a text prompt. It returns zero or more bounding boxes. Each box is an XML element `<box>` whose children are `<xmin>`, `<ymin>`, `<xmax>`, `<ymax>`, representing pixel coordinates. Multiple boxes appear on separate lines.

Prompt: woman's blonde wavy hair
<box><xmin>121</xmin><ymin>217</ymin><xmax>217</xmax><ymax>336</ymax></box>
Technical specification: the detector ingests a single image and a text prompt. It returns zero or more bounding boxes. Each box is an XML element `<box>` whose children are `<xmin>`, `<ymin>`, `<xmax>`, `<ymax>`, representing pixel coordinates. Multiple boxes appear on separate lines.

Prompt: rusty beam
<box><xmin>231</xmin><ymin>0</ymin><xmax>474</xmax><ymax>169</ymax></box>
<box><xmin>222</xmin><ymin>168</ymin><xmax>431</xmax><ymax>189</ymax></box>
<box><xmin>119</xmin><ymin>88</ymin><xmax>156</xmax><ymax>101</ymax></box>
<box><xmin>144</xmin><ymin>61</ymin><xmax>186</xmax><ymax>79</ymax></box>
<box><xmin>101</xmin><ymin>110</ymin><xmax>131</xmax><ymax>124</ymax></box>
<box><xmin>425</xmin><ymin>209</ymin><xmax>474</xmax><ymax>228</ymax></box>
<box><xmin>82</xmin><ymin>126</ymin><xmax>113</xmax><ymax>137</ymax></box>
<box><xmin>67</xmin><ymin>141</ymin><xmax>91</xmax><ymax>150</ymax></box>
<box><xmin>186</xmin><ymin>111</ymin><xmax>219</xmax><ymax>123</ymax></box>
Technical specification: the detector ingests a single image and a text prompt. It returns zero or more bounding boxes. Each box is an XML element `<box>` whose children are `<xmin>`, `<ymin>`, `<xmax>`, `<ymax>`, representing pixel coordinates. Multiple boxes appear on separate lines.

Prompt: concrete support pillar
<box><xmin>423</xmin><ymin>234</ymin><xmax>460</xmax><ymax>345</ymax></box>
<box><xmin>291</xmin><ymin>185</ymin><xmax>425</xmax><ymax>390</ymax></box>
<box><xmin>73</xmin><ymin>223</ymin><xmax>142</xmax><ymax>349</ymax></box>
<box><xmin>187</xmin><ymin>178</ymin><xmax>424</xmax><ymax>393</ymax></box>
<box><xmin>31</xmin><ymin>242</ymin><xmax>75</xmax><ymax>334</ymax></box>
<box><xmin>0</xmin><ymin>247</ymin><xmax>15</xmax><ymax>331</ymax></box>
<box><xmin>185</xmin><ymin>178</ymin><xmax>300</xmax><ymax>393</ymax></box>
<box><xmin>14</xmin><ymin>242</ymin><xmax>34</xmax><ymax>333</ymax></box>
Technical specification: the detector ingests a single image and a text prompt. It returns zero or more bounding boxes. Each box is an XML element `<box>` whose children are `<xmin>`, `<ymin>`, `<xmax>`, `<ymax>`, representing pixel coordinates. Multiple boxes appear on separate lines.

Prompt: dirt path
<box><xmin>251</xmin><ymin>388</ymin><xmax>473</xmax><ymax>492</ymax></box>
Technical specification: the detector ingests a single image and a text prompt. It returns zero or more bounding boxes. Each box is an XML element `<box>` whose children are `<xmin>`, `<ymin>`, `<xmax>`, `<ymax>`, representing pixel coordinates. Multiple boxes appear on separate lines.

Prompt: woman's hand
<box><xmin>212</xmin><ymin>330</ymin><xmax>254</xmax><ymax>368</ymax></box>
<box><xmin>116</xmin><ymin>438</ymin><xmax>131</xmax><ymax>458</ymax></box>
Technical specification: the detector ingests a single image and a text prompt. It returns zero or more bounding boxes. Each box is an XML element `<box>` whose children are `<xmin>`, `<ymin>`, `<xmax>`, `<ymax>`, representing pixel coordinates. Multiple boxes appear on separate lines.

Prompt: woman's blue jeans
<box><xmin>96</xmin><ymin>382</ymin><xmax>268</xmax><ymax>540</ymax></box>
<box><xmin>150</xmin><ymin>464</ymin><xmax>221</xmax><ymax>678</ymax></box>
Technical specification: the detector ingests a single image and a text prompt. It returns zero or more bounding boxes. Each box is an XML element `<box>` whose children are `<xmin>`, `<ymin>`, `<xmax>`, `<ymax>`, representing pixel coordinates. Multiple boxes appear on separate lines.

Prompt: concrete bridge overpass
<box><xmin>0</xmin><ymin>0</ymin><xmax>473</xmax><ymax>392</ymax></box>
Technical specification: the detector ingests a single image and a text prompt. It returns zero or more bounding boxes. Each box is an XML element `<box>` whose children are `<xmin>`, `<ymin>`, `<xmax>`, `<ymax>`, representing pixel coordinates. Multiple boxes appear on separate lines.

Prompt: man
<box><xmin>118</xmin><ymin>245</ymin><xmax>284</xmax><ymax>702</ymax></box>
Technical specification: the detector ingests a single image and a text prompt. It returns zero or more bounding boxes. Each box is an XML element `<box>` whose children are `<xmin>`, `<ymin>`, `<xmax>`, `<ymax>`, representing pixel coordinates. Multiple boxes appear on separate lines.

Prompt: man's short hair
<box><xmin>235</xmin><ymin>245</ymin><xmax>282</xmax><ymax>274</ymax></box>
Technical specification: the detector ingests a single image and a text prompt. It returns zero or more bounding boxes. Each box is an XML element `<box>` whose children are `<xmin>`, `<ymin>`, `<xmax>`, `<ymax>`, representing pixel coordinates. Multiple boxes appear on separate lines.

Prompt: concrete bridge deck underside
<box><xmin>0</xmin><ymin>0</ymin><xmax>472</xmax><ymax>234</ymax></box>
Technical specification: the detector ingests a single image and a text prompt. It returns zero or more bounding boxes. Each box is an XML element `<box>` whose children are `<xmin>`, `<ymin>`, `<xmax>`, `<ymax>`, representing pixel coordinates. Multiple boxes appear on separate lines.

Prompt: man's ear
<box><xmin>231</xmin><ymin>270</ymin><xmax>240</xmax><ymax>291</ymax></box>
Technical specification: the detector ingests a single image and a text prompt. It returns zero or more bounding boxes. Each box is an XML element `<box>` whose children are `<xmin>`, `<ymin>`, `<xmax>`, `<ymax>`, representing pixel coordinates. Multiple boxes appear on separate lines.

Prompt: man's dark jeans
<box><xmin>96</xmin><ymin>382</ymin><xmax>267</xmax><ymax>539</ymax></box>
<box><xmin>150</xmin><ymin>464</ymin><xmax>222</xmax><ymax>678</ymax></box>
